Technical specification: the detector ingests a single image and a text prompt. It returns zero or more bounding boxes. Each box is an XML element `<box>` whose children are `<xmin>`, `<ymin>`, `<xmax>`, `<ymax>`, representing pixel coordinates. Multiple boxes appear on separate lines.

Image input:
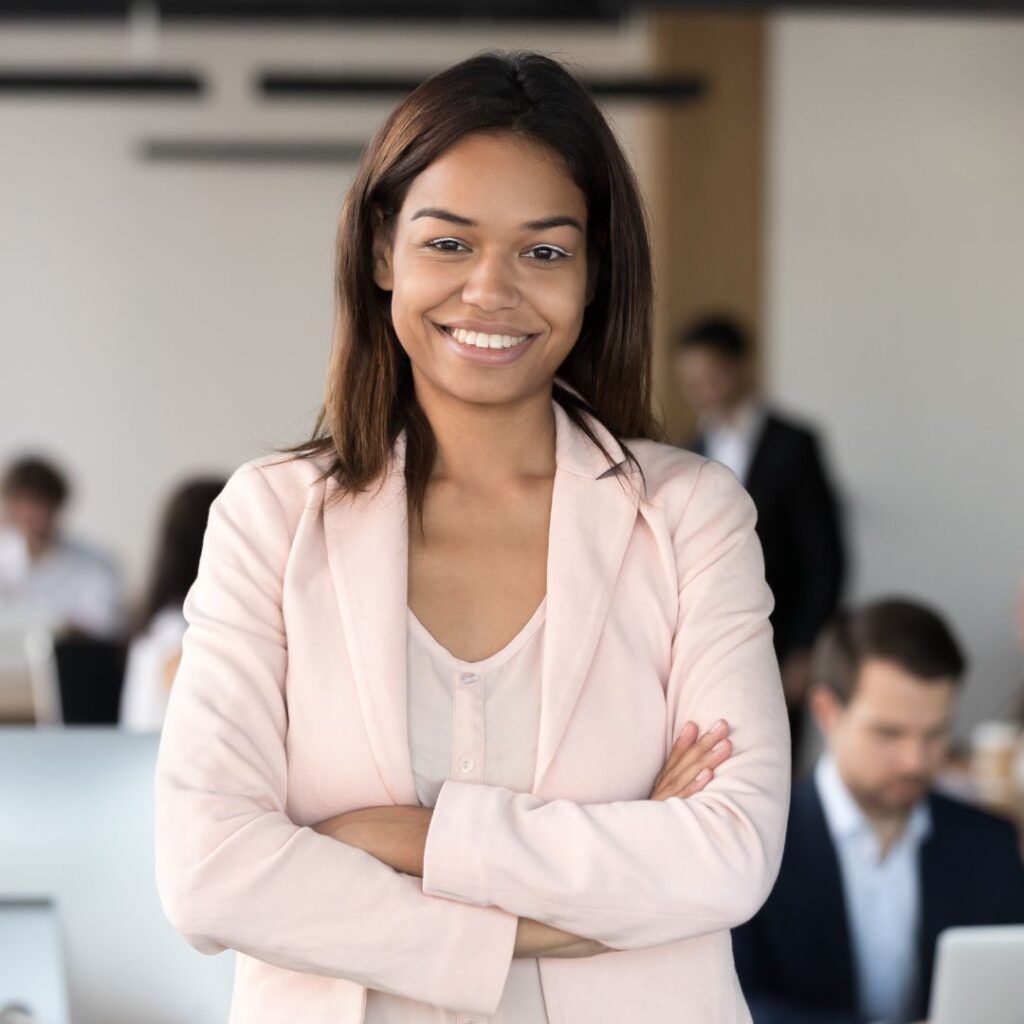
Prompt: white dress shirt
<box><xmin>814</xmin><ymin>754</ymin><xmax>933</xmax><ymax>1024</ymax></box>
<box><xmin>0</xmin><ymin>524</ymin><xmax>123</xmax><ymax>639</ymax></box>
<box><xmin>700</xmin><ymin>399</ymin><xmax>765</xmax><ymax>486</ymax></box>
<box><xmin>363</xmin><ymin>599</ymin><xmax>550</xmax><ymax>1024</ymax></box>
<box><xmin>119</xmin><ymin>606</ymin><xmax>187</xmax><ymax>732</ymax></box>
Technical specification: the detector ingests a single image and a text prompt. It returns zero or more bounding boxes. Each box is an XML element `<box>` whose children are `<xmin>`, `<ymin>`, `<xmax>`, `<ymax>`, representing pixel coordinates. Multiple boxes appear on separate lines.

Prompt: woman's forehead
<box><xmin>401</xmin><ymin>133</ymin><xmax>586</xmax><ymax>225</ymax></box>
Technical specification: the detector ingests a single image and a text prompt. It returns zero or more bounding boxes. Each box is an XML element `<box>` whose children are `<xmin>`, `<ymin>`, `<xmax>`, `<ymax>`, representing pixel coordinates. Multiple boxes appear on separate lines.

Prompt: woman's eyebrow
<box><xmin>411</xmin><ymin>207</ymin><xmax>473</xmax><ymax>226</ymax></box>
<box><xmin>410</xmin><ymin>207</ymin><xmax>583</xmax><ymax>233</ymax></box>
<box><xmin>525</xmin><ymin>215</ymin><xmax>584</xmax><ymax>233</ymax></box>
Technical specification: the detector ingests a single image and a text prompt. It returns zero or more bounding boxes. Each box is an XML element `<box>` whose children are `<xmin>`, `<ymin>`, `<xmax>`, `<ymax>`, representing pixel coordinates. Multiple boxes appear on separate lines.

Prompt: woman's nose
<box><xmin>460</xmin><ymin>252</ymin><xmax>519</xmax><ymax>311</ymax></box>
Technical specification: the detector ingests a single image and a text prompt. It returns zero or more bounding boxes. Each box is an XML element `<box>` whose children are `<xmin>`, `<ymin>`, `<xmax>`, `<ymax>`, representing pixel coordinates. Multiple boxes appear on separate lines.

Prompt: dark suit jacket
<box><xmin>689</xmin><ymin>409</ymin><xmax>845</xmax><ymax>661</ymax></box>
<box><xmin>731</xmin><ymin>776</ymin><xmax>1024</xmax><ymax>1023</ymax></box>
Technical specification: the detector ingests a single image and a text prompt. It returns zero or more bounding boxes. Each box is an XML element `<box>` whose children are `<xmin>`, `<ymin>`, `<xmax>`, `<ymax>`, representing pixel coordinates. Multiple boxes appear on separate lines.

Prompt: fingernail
<box><xmin>696</xmin><ymin>768</ymin><xmax>712</xmax><ymax>782</ymax></box>
<box><xmin>713</xmin><ymin>719</ymin><xmax>727</xmax><ymax>731</ymax></box>
<box><xmin>712</xmin><ymin>740</ymin><xmax>728</xmax><ymax>754</ymax></box>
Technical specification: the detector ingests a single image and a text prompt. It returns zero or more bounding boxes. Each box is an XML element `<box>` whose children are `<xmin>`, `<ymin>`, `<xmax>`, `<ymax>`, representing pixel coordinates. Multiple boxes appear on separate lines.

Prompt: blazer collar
<box><xmin>322</xmin><ymin>396</ymin><xmax>639</xmax><ymax>804</ymax></box>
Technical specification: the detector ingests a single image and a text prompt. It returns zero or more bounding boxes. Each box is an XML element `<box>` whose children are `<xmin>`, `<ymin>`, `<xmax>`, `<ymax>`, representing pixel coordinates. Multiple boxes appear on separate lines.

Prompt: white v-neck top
<box><xmin>363</xmin><ymin>599</ymin><xmax>550</xmax><ymax>1024</ymax></box>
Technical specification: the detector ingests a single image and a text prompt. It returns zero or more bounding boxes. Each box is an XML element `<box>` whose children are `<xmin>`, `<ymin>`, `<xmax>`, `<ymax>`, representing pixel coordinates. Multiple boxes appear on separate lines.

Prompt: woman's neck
<box><xmin>415</xmin><ymin>383</ymin><xmax>557</xmax><ymax>487</ymax></box>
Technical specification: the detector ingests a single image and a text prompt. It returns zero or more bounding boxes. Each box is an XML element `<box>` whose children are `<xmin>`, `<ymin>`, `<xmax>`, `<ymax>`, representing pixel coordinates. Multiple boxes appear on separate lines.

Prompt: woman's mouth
<box><xmin>436</xmin><ymin>323</ymin><xmax>536</xmax><ymax>350</ymax></box>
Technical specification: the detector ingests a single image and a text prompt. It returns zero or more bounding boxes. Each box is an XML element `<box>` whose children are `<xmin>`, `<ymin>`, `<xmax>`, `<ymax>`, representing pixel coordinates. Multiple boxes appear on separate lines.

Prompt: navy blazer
<box><xmin>732</xmin><ymin>775</ymin><xmax>1024</xmax><ymax>1023</ymax></box>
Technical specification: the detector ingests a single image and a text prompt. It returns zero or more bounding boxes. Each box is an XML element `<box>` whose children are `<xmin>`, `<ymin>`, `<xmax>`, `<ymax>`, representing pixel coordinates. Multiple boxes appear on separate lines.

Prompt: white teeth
<box><xmin>447</xmin><ymin>326</ymin><xmax>531</xmax><ymax>350</ymax></box>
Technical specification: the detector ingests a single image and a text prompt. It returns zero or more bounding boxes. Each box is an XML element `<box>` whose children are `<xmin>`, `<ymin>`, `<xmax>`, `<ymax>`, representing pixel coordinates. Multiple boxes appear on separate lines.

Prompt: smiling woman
<box><xmin>376</xmin><ymin>134</ymin><xmax>589</xmax><ymax>385</ymax></box>
<box><xmin>153</xmin><ymin>50</ymin><xmax>790</xmax><ymax>1024</ymax></box>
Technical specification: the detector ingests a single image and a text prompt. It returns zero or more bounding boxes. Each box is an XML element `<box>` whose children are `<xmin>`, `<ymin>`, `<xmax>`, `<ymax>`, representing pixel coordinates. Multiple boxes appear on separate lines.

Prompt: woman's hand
<box><xmin>648</xmin><ymin>719</ymin><xmax>732</xmax><ymax>801</ymax></box>
<box><xmin>512</xmin><ymin>916</ymin><xmax>611</xmax><ymax>960</ymax></box>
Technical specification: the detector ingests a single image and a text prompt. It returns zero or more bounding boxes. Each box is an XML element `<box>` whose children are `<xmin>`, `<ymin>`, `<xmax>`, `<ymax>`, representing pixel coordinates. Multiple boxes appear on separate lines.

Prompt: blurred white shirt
<box><xmin>0</xmin><ymin>524</ymin><xmax>123</xmax><ymax>639</ymax></box>
<box><xmin>700</xmin><ymin>398</ymin><xmax>765</xmax><ymax>485</ymax></box>
<box><xmin>119</xmin><ymin>606</ymin><xmax>187</xmax><ymax>733</ymax></box>
<box><xmin>815</xmin><ymin>753</ymin><xmax>932</xmax><ymax>1024</ymax></box>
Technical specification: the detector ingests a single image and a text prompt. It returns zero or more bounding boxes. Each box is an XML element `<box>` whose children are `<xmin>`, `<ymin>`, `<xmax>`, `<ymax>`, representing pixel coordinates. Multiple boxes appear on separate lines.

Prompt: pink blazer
<box><xmin>154</xmin><ymin>399</ymin><xmax>791</xmax><ymax>1023</ymax></box>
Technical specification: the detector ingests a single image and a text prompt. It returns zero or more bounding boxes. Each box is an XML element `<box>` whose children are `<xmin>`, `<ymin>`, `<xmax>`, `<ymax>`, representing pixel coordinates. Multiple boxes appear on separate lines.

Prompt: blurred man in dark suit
<box><xmin>732</xmin><ymin>598</ymin><xmax>1024</xmax><ymax>1024</ymax></box>
<box><xmin>675</xmin><ymin>314</ymin><xmax>846</xmax><ymax>762</ymax></box>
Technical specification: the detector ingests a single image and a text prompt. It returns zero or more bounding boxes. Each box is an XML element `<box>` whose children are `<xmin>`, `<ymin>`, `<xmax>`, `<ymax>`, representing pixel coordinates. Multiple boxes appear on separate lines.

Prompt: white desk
<box><xmin>0</xmin><ymin>728</ymin><xmax>233</xmax><ymax>1024</ymax></box>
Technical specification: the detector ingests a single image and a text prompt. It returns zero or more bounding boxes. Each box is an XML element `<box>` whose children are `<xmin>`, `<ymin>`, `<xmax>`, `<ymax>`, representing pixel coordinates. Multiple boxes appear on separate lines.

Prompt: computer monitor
<box><xmin>0</xmin><ymin>727</ymin><xmax>233</xmax><ymax>1024</ymax></box>
<box><xmin>929</xmin><ymin>925</ymin><xmax>1024</xmax><ymax>1024</ymax></box>
<box><xmin>0</xmin><ymin>898</ymin><xmax>71</xmax><ymax>1023</ymax></box>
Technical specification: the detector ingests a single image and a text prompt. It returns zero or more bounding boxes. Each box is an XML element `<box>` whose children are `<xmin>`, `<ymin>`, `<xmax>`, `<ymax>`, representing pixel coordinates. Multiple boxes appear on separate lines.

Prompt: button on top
<box><xmin>458</xmin><ymin>757</ymin><xmax>475</xmax><ymax>773</ymax></box>
<box><xmin>459</xmin><ymin>671</ymin><xmax>478</xmax><ymax>685</ymax></box>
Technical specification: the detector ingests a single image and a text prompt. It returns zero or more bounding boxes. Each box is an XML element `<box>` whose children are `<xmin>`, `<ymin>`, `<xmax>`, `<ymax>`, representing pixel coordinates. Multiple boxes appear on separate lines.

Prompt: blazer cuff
<box><xmin>430</xmin><ymin>891</ymin><xmax>518</xmax><ymax>1015</ymax></box>
<box><xmin>422</xmin><ymin>778</ymin><xmax>499</xmax><ymax>907</ymax></box>
<box><xmin>421</xmin><ymin>780</ymin><xmax>518</xmax><ymax>1013</ymax></box>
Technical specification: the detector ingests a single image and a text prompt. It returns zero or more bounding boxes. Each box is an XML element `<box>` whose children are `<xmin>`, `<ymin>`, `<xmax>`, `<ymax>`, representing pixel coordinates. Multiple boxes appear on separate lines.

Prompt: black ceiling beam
<box><xmin>259</xmin><ymin>70</ymin><xmax>706</xmax><ymax>102</ymax></box>
<box><xmin>0</xmin><ymin>1</ymin><xmax>624</xmax><ymax>20</ymax></box>
<box><xmin>139</xmin><ymin>137</ymin><xmax>366</xmax><ymax>162</ymax></box>
<box><xmin>2</xmin><ymin>1</ymin><xmax>1023</xmax><ymax>18</ymax></box>
<box><xmin>0</xmin><ymin>69</ymin><xmax>204</xmax><ymax>95</ymax></box>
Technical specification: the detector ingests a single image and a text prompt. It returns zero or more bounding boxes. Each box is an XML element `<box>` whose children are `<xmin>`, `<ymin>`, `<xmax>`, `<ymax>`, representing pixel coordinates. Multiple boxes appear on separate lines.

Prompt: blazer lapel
<box><xmin>534</xmin><ymin>402</ymin><xmax>641</xmax><ymax>790</ymax></box>
<box><xmin>321</xmin><ymin>399</ymin><xmax>641</xmax><ymax>805</ymax></box>
<box><xmin>322</xmin><ymin>433</ymin><xmax>419</xmax><ymax>807</ymax></box>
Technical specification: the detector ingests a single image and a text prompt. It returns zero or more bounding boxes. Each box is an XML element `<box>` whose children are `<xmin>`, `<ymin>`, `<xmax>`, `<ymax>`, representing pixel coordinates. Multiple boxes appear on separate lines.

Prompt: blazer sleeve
<box><xmin>153</xmin><ymin>461</ymin><xmax>518</xmax><ymax>1016</ymax></box>
<box><xmin>420</xmin><ymin>458</ymin><xmax>792</xmax><ymax>949</ymax></box>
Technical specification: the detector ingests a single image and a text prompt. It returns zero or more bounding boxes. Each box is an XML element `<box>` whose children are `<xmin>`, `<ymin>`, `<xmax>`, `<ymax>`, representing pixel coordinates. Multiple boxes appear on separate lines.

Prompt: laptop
<box><xmin>929</xmin><ymin>925</ymin><xmax>1024</xmax><ymax>1024</ymax></box>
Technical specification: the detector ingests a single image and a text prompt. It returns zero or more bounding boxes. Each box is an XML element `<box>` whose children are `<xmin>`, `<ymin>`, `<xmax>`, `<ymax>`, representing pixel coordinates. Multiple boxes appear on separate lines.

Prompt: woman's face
<box><xmin>372</xmin><ymin>131</ymin><xmax>592</xmax><ymax>410</ymax></box>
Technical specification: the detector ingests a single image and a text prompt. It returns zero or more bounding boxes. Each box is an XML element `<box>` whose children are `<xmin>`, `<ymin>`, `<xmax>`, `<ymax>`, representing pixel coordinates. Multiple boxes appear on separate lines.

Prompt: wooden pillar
<box><xmin>648</xmin><ymin>12</ymin><xmax>766</xmax><ymax>443</ymax></box>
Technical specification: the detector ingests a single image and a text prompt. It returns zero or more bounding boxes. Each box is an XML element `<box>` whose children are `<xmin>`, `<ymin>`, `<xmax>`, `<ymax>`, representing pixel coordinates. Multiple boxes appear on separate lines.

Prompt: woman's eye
<box><xmin>424</xmin><ymin>237</ymin><xmax>469</xmax><ymax>253</ymax></box>
<box><xmin>526</xmin><ymin>245</ymin><xmax>571</xmax><ymax>262</ymax></box>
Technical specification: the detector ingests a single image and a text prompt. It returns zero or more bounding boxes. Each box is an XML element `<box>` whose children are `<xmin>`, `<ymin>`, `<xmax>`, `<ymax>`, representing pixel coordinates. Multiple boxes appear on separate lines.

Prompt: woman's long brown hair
<box><xmin>279</xmin><ymin>50</ymin><xmax>661</xmax><ymax>519</ymax></box>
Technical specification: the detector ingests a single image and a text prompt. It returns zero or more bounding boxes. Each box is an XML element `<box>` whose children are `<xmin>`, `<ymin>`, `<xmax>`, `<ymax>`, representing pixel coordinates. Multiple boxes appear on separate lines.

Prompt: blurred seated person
<box><xmin>732</xmin><ymin>597</ymin><xmax>1024</xmax><ymax>1024</ymax></box>
<box><xmin>675</xmin><ymin>314</ymin><xmax>846</xmax><ymax>764</ymax></box>
<box><xmin>120</xmin><ymin>476</ymin><xmax>225</xmax><ymax>732</ymax></box>
<box><xmin>0</xmin><ymin>454</ymin><xmax>124</xmax><ymax>640</ymax></box>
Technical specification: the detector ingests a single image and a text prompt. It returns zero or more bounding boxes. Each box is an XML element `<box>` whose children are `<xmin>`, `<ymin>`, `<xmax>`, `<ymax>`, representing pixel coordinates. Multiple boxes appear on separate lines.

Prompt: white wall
<box><xmin>766</xmin><ymin>13</ymin><xmax>1024</xmax><ymax>730</ymax></box>
<box><xmin>0</xmin><ymin>19</ymin><xmax>655</xmax><ymax>599</ymax></box>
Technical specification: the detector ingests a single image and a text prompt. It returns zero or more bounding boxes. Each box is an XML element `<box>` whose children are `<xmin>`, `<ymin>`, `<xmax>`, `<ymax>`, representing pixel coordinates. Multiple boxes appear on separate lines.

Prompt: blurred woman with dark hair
<box><xmin>119</xmin><ymin>477</ymin><xmax>224</xmax><ymax>732</ymax></box>
<box><xmin>155</xmin><ymin>50</ymin><xmax>789</xmax><ymax>1023</ymax></box>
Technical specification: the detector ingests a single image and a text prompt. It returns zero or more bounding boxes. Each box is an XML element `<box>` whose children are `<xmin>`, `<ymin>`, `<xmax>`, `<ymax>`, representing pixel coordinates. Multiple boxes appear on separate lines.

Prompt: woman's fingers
<box><xmin>650</xmin><ymin>720</ymin><xmax>698</xmax><ymax>792</ymax></box>
<box><xmin>666</xmin><ymin>719</ymin><xmax>728</xmax><ymax>780</ymax></box>
<box><xmin>649</xmin><ymin>719</ymin><xmax>732</xmax><ymax>800</ymax></box>
<box><xmin>665</xmin><ymin>726</ymin><xmax>731</xmax><ymax>793</ymax></box>
<box><xmin>676</xmin><ymin>767</ymin><xmax>714</xmax><ymax>800</ymax></box>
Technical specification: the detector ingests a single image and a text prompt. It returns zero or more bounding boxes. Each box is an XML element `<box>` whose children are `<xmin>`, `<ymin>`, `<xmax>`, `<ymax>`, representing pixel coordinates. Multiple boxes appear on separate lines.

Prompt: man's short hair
<box><xmin>675</xmin><ymin>314</ymin><xmax>751</xmax><ymax>360</ymax></box>
<box><xmin>1</xmin><ymin>456</ymin><xmax>70</xmax><ymax>510</ymax></box>
<box><xmin>813</xmin><ymin>597</ymin><xmax>967</xmax><ymax>704</ymax></box>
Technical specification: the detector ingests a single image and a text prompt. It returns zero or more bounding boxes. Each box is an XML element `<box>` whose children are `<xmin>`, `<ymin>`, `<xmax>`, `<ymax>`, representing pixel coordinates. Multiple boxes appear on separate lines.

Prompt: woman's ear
<box><xmin>371</xmin><ymin>206</ymin><xmax>395</xmax><ymax>291</ymax></box>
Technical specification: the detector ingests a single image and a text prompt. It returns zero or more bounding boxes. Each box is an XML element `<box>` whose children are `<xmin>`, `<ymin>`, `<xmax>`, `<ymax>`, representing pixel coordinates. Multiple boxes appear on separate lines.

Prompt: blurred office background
<box><xmin>3</xmin><ymin>3</ymin><xmax>1022</xmax><ymax>733</ymax></box>
<box><xmin>1</xmin><ymin>2</ymin><xmax>1023</xmax><ymax>1021</ymax></box>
